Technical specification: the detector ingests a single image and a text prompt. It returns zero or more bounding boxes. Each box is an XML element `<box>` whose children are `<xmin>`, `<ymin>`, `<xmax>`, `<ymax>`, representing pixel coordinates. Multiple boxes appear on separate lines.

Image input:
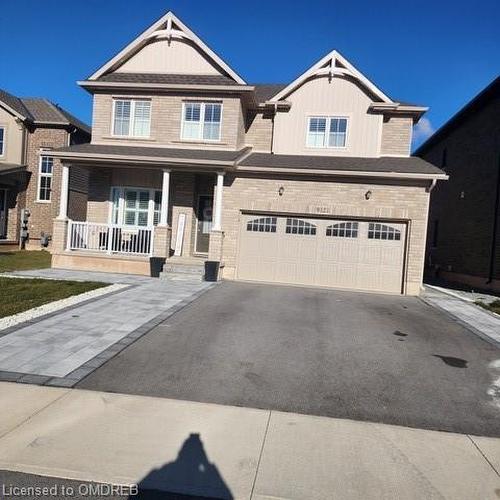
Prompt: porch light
<box><xmin>278</xmin><ymin>186</ymin><xmax>285</xmax><ymax>196</ymax></box>
<box><xmin>365</xmin><ymin>190</ymin><xmax>372</xmax><ymax>200</ymax></box>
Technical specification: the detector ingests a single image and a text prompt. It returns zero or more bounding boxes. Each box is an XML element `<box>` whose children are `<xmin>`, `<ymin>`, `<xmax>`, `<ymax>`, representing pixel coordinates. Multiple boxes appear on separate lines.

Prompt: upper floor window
<box><xmin>307</xmin><ymin>116</ymin><xmax>348</xmax><ymax>148</ymax></box>
<box><xmin>113</xmin><ymin>99</ymin><xmax>151</xmax><ymax>138</ymax></box>
<box><xmin>38</xmin><ymin>156</ymin><xmax>53</xmax><ymax>202</ymax></box>
<box><xmin>0</xmin><ymin>127</ymin><xmax>4</xmax><ymax>156</ymax></box>
<box><xmin>181</xmin><ymin>102</ymin><xmax>222</xmax><ymax>141</ymax></box>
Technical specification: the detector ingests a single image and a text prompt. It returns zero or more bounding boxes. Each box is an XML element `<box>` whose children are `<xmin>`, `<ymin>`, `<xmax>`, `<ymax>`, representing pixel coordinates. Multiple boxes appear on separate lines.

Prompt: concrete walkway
<box><xmin>0</xmin><ymin>269</ymin><xmax>212</xmax><ymax>386</ymax></box>
<box><xmin>423</xmin><ymin>285</ymin><xmax>500</xmax><ymax>346</ymax></box>
<box><xmin>0</xmin><ymin>382</ymin><xmax>498</xmax><ymax>499</ymax></box>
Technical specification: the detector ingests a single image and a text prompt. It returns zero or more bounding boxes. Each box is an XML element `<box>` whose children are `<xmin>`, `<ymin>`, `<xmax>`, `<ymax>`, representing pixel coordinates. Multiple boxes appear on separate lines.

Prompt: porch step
<box><xmin>159</xmin><ymin>261</ymin><xmax>205</xmax><ymax>281</ymax></box>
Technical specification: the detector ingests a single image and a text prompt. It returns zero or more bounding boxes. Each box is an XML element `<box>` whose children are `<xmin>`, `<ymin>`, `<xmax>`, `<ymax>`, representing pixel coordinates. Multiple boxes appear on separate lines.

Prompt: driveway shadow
<box><xmin>130</xmin><ymin>433</ymin><xmax>233</xmax><ymax>499</ymax></box>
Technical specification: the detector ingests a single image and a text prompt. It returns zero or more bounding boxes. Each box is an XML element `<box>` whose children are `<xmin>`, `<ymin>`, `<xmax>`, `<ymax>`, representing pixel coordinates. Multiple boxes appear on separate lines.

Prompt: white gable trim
<box><xmin>88</xmin><ymin>11</ymin><xmax>246</xmax><ymax>84</ymax></box>
<box><xmin>269</xmin><ymin>49</ymin><xmax>392</xmax><ymax>103</ymax></box>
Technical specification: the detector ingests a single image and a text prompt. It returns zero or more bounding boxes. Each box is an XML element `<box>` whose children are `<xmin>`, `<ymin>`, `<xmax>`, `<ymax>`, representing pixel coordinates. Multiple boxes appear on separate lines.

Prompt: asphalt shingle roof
<box><xmin>240</xmin><ymin>152</ymin><xmax>445</xmax><ymax>175</ymax></box>
<box><xmin>0</xmin><ymin>88</ymin><xmax>90</xmax><ymax>135</ymax></box>
<box><xmin>53</xmin><ymin>143</ymin><xmax>247</xmax><ymax>163</ymax></box>
<box><xmin>97</xmin><ymin>73</ymin><xmax>239</xmax><ymax>86</ymax></box>
<box><xmin>252</xmin><ymin>84</ymin><xmax>287</xmax><ymax>103</ymax></box>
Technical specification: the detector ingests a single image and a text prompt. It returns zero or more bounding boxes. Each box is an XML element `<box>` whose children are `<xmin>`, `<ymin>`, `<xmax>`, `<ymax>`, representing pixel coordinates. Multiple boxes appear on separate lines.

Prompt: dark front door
<box><xmin>0</xmin><ymin>189</ymin><xmax>7</xmax><ymax>239</ymax></box>
<box><xmin>195</xmin><ymin>195</ymin><xmax>213</xmax><ymax>254</ymax></box>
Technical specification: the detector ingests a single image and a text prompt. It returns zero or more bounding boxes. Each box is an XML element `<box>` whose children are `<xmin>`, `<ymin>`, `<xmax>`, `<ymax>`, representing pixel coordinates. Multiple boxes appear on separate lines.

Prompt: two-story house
<box><xmin>0</xmin><ymin>88</ymin><xmax>90</xmax><ymax>247</ymax></box>
<box><xmin>50</xmin><ymin>11</ymin><xmax>446</xmax><ymax>295</ymax></box>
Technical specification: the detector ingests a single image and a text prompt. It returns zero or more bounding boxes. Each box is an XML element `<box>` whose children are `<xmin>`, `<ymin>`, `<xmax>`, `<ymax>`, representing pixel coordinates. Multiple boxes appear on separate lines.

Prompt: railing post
<box><xmin>107</xmin><ymin>225</ymin><xmax>113</xmax><ymax>255</ymax></box>
<box><xmin>66</xmin><ymin>220</ymin><xmax>72</xmax><ymax>250</ymax></box>
<box><xmin>150</xmin><ymin>226</ymin><xmax>155</xmax><ymax>256</ymax></box>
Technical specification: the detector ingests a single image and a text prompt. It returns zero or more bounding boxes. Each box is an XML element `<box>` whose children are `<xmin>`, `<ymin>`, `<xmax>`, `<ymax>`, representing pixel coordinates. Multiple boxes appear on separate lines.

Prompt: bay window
<box><xmin>181</xmin><ymin>101</ymin><xmax>222</xmax><ymax>141</ymax></box>
<box><xmin>113</xmin><ymin>99</ymin><xmax>151</xmax><ymax>138</ymax></box>
<box><xmin>307</xmin><ymin>116</ymin><xmax>348</xmax><ymax>148</ymax></box>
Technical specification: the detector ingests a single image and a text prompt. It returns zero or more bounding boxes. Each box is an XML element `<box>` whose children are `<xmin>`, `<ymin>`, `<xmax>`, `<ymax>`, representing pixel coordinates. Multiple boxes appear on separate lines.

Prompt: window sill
<box><xmin>102</xmin><ymin>136</ymin><xmax>157</xmax><ymax>142</ymax></box>
<box><xmin>171</xmin><ymin>139</ymin><xmax>227</xmax><ymax>146</ymax></box>
<box><xmin>35</xmin><ymin>200</ymin><xmax>51</xmax><ymax>204</ymax></box>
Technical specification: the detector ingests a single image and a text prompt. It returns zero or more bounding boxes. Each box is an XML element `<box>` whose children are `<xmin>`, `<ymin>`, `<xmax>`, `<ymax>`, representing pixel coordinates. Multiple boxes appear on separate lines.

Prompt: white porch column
<box><xmin>212</xmin><ymin>171</ymin><xmax>225</xmax><ymax>231</ymax></box>
<box><xmin>159</xmin><ymin>169</ymin><xmax>170</xmax><ymax>226</ymax></box>
<box><xmin>57</xmin><ymin>164</ymin><xmax>70</xmax><ymax>219</ymax></box>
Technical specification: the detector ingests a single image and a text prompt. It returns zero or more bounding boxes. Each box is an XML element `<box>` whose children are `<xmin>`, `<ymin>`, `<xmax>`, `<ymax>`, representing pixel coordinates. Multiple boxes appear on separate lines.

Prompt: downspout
<box><xmin>270</xmin><ymin>103</ymin><xmax>277</xmax><ymax>154</ymax></box>
<box><xmin>486</xmin><ymin>153</ymin><xmax>500</xmax><ymax>284</ymax></box>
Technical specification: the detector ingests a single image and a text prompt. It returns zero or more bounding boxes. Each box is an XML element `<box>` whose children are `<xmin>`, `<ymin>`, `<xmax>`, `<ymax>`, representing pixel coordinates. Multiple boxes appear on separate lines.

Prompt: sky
<box><xmin>1</xmin><ymin>0</ymin><xmax>498</xmax><ymax>151</ymax></box>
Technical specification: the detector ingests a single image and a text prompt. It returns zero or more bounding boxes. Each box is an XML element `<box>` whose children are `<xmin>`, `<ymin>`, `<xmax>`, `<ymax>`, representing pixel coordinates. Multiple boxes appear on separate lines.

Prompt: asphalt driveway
<box><xmin>78</xmin><ymin>282</ymin><xmax>500</xmax><ymax>437</ymax></box>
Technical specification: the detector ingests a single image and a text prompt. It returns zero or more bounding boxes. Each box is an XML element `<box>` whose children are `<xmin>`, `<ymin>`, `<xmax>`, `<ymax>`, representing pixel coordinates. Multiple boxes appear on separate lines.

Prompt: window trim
<box><xmin>108</xmin><ymin>186</ymin><xmax>162</xmax><ymax>228</ymax></box>
<box><xmin>180</xmin><ymin>101</ymin><xmax>223</xmax><ymax>143</ymax></box>
<box><xmin>305</xmin><ymin>115</ymin><xmax>349</xmax><ymax>149</ymax></box>
<box><xmin>36</xmin><ymin>154</ymin><xmax>54</xmax><ymax>203</ymax></box>
<box><xmin>111</xmin><ymin>98</ymin><xmax>152</xmax><ymax>139</ymax></box>
<box><xmin>0</xmin><ymin>126</ymin><xmax>5</xmax><ymax>158</ymax></box>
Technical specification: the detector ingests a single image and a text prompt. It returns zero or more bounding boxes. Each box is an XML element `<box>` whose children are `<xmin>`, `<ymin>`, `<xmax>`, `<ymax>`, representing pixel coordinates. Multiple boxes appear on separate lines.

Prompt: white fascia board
<box><xmin>88</xmin><ymin>11</ymin><xmax>246</xmax><ymax>85</ymax></box>
<box><xmin>236</xmin><ymin>164</ymin><xmax>448</xmax><ymax>180</ymax></box>
<box><xmin>77</xmin><ymin>81</ymin><xmax>254</xmax><ymax>93</ymax></box>
<box><xmin>48</xmin><ymin>150</ymin><xmax>236</xmax><ymax>167</ymax></box>
<box><xmin>269</xmin><ymin>49</ymin><xmax>393</xmax><ymax>103</ymax></box>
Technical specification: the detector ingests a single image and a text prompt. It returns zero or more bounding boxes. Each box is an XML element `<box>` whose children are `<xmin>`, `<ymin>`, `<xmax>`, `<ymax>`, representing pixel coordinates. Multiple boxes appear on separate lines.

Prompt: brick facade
<box><xmin>418</xmin><ymin>92</ymin><xmax>500</xmax><ymax>289</ymax></box>
<box><xmin>380</xmin><ymin>117</ymin><xmax>412</xmax><ymax>156</ymax></box>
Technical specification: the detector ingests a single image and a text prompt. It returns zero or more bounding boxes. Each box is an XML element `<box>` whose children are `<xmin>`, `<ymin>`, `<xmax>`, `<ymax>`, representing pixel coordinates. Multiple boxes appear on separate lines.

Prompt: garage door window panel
<box><xmin>285</xmin><ymin>218</ymin><xmax>317</xmax><ymax>235</ymax></box>
<box><xmin>247</xmin><ymin>217</ymin><xmax>277</xmax><ymax>233</ymax></box>
<box><xmin>368</xmin><ymin>223</ymin><xmax>401</xmax><ymax>241</ymax></box>
<box><xmin>326</xmin><ymin>222</ymin><xmax>358</xmax><ymax>238</ymax></box>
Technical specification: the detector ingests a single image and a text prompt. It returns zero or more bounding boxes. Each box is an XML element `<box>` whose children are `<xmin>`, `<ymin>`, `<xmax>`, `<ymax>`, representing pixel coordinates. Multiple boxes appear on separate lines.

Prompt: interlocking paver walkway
<box><xmin>0</xmin><ymin>269</ymin><xmax>212</xmax><ymax>380</ymax></box>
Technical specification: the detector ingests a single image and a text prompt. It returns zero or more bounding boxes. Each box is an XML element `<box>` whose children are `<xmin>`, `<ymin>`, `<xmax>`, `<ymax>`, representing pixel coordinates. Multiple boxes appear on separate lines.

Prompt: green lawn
<box><xmin>0</xmin><ymin>250</ymin><xmax>52</xmax><ymax>272</ymax></box>
<box><xmin>0</xmin><ymin>277</ymin><xmax>108</xmax><ymax>318</ymax></box>
<box><xmin>475</xmin><ymin>299</ymin><xmax>500</xmax><ymax>315</ymax></box>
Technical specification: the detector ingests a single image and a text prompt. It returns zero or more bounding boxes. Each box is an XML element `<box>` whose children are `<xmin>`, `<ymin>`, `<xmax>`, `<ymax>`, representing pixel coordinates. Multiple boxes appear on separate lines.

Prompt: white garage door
<box><xmin>236</xmin><ymin>215</ymin><xmax>407</xmax><ymax>294</ymax></box>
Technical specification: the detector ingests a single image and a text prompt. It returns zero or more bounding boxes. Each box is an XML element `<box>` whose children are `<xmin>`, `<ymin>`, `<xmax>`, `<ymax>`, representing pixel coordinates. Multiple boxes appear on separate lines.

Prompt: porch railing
<box><xmin>67</xmin><ymin>221</ymin><xmax>154</xmax><ymax>257</ymax></box>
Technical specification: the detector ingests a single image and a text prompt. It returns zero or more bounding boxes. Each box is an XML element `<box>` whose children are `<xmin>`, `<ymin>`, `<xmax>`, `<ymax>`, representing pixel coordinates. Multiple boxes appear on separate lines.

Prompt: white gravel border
<box><xmin>0</xmin><ymin>279</ymin><xmax>128</xmax><ymax>331</ymax></box>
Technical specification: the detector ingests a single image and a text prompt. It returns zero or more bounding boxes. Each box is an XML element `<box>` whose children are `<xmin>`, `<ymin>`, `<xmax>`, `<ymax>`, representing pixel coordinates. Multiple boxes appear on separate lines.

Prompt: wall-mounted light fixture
<box><xmin>365</xmin><ymin>190</ymin><xmax>372</xmax><ymax>200</ymax></box>
<box><xmin>278</xmin><ymin>186</ymin><xmax>285</xmax><ymax>196</ymax></box>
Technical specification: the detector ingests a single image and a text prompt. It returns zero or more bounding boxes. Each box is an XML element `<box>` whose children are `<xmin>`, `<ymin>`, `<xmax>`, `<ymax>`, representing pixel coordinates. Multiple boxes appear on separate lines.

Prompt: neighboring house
<box><xmin>50</xmin><ymin>11</ymin><xmax>446</xmax><ymax>295</ymax></box>
<box><xmin>416</xmin><ymin>77</ymin><xmax>500</xmax><ymax>292</ymax></box>
<box><xmin>0</xmin><ymin>89</ymin><xmax>90</xmax><ymax>247</ymax></box>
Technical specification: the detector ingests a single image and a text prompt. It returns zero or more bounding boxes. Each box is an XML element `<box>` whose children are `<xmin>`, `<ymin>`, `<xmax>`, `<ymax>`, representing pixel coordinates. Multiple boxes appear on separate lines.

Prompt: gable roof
<box><xmin>253</xmin><ymin>84</ymin><xmax>288</xmax><ymax>104</ymax></box>
<box><xmin>415</xmin><ymin>76</ymin><xmax>500</xmax><ymax>156</ymax></box>
<box><xmin>269</xmin><ymin>49</ymin><xmax>393</xmax><ymax>103</ymax></box>
<box><xmin>0</xmin><ymin>88</ymin><xmax>91</xmax><ymax>135</ymax></box>
<box><xmin>88</xmin><ymin>11</ymin><xmax>245</xmax><ymax>84</ymax></box>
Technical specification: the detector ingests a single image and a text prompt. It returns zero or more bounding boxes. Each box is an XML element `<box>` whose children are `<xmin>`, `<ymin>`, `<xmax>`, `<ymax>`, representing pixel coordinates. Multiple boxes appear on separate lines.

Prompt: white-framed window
<box><xmin>306</xmin><ymin>116</ymin><xmax>348</xmax><ymax>148</ymax></box>
<box><xmin>181</xmin><ymin>101</ymin><xmax>222</xmax><ymax>141</ymax></box>
<box><xmin>37</xmin><ymin>156</ymin><xmax>53</xmax><ymax>202</ymax></box>
<box><xmin>285</xmin><ymin>218</ymin><xmax>317</xmax><ymax>236</ymax></box>
<box><xmin>110</xmin><ymin>187</ymin><xmax>162</xmax><ymax>227</ymax></box>
<box><xmin>0</xmin><ymin>127</ymin><xmax>5</xmax><ymax>156</ymax></box>
<box><xmin>246</xmin><ymin>217</ymin><xmax>277</xmax><ymax>233</ymax></box>
<box><xmin>326</xmin><ymin>222</ymin><xmax>359</xmax><ymax>238</ymax></box>
<box><xmin>112</xmin><ymin>99</ymin><xmax>151</xmax><ymax>138</ymax></box>
<box><xmin>368</xmin><ymin>223</ymin><xmax>401</xmax><ymax>241</ymax></box>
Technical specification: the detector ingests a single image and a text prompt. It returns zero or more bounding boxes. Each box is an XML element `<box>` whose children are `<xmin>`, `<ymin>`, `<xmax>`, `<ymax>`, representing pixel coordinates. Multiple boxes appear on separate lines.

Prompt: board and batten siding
<box><xmin>115</xmin><ymin>38</ymin><xmax>222</xmax><ymax>75</ymax></box>
<box><xmin>0</xmin><ymin>106</ymin><xmax>25</xmax><ymax>165</ymax></box>
<box><xmin>272</xmin><ymin>76</ymin><xmax>383</xmax><ymax>157</ymax></box>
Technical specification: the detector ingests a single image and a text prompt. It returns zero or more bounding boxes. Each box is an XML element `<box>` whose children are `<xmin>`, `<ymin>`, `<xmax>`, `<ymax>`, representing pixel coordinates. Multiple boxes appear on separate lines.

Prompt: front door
<box><xmin>0</xmin><ymin>189</ymin><xmax>7</xmax><ymax>239</ymax></box>
<box><xmin>195</xmin><ymin>195</ymin><xmax>213</xmax><ymax>254</ymax></box>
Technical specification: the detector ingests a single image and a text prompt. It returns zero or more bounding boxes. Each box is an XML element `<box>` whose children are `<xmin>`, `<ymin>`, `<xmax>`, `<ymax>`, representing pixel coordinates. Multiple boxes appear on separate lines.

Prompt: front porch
<box><xmin>51</xmin><ymin>163</ymin><xmax>226</xmax><ymax>278</ymax></box>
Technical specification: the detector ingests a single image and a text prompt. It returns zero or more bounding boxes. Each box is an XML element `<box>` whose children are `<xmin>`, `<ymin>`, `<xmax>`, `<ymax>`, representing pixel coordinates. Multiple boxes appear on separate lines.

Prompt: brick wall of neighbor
<box><xmin>419</xmin><ymin>97</ymin><xmax>500</xmax><ymax>283</ymax></box>
<box><xmin>245</xmin><ymin>111</ymin><xmax>273</xmax><ymax>152</ymax></box>
<box><xmin>91</xmin><ymin>92</ymin><xmax>245</xmax><ymax>150</ymax></box>
<box><xmin>219</xmin><ymin>174</ymin><xmax>431</xmax><ymax>295</ymax></box>
<box><xmin>380</xmin><ymin>116</ymin><xmax>412</xmax><ymax>156</ymax></box>
<box><xmin>24</xmin><ymin>128</ymin><xmax>68</xmax><ymax>243</ymax></box>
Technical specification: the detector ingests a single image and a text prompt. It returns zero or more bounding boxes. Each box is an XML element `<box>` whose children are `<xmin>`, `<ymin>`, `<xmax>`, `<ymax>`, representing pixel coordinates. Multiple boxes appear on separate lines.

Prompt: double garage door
<box><xmin>236</xmin><ymin>214</ymin><xmax>407</xmax><ymax>294</ymax></box>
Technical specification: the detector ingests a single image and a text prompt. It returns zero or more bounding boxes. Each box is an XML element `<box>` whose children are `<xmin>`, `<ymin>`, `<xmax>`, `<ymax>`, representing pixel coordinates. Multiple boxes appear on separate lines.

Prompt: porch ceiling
<box><xmin>50</xmin><ymin>143</ymin><xmax>249</xmax><ymax>170</ymax></box>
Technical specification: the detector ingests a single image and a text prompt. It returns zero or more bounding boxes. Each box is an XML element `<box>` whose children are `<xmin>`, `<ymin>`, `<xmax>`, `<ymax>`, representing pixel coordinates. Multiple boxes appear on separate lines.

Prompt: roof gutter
<box><xmin>49</xmin><ymin>150</ymin><xmax>237</xmax><ymax>168</ymax></box>
<box><xmin>236</xmin><ymin>164</ymin><xmax>449</xmax><ymax>181</ymax></box>
<box><xmin>78</xmin><ymin>81</ymin><xmax>255</xmax><ymax>93</ymax></box>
